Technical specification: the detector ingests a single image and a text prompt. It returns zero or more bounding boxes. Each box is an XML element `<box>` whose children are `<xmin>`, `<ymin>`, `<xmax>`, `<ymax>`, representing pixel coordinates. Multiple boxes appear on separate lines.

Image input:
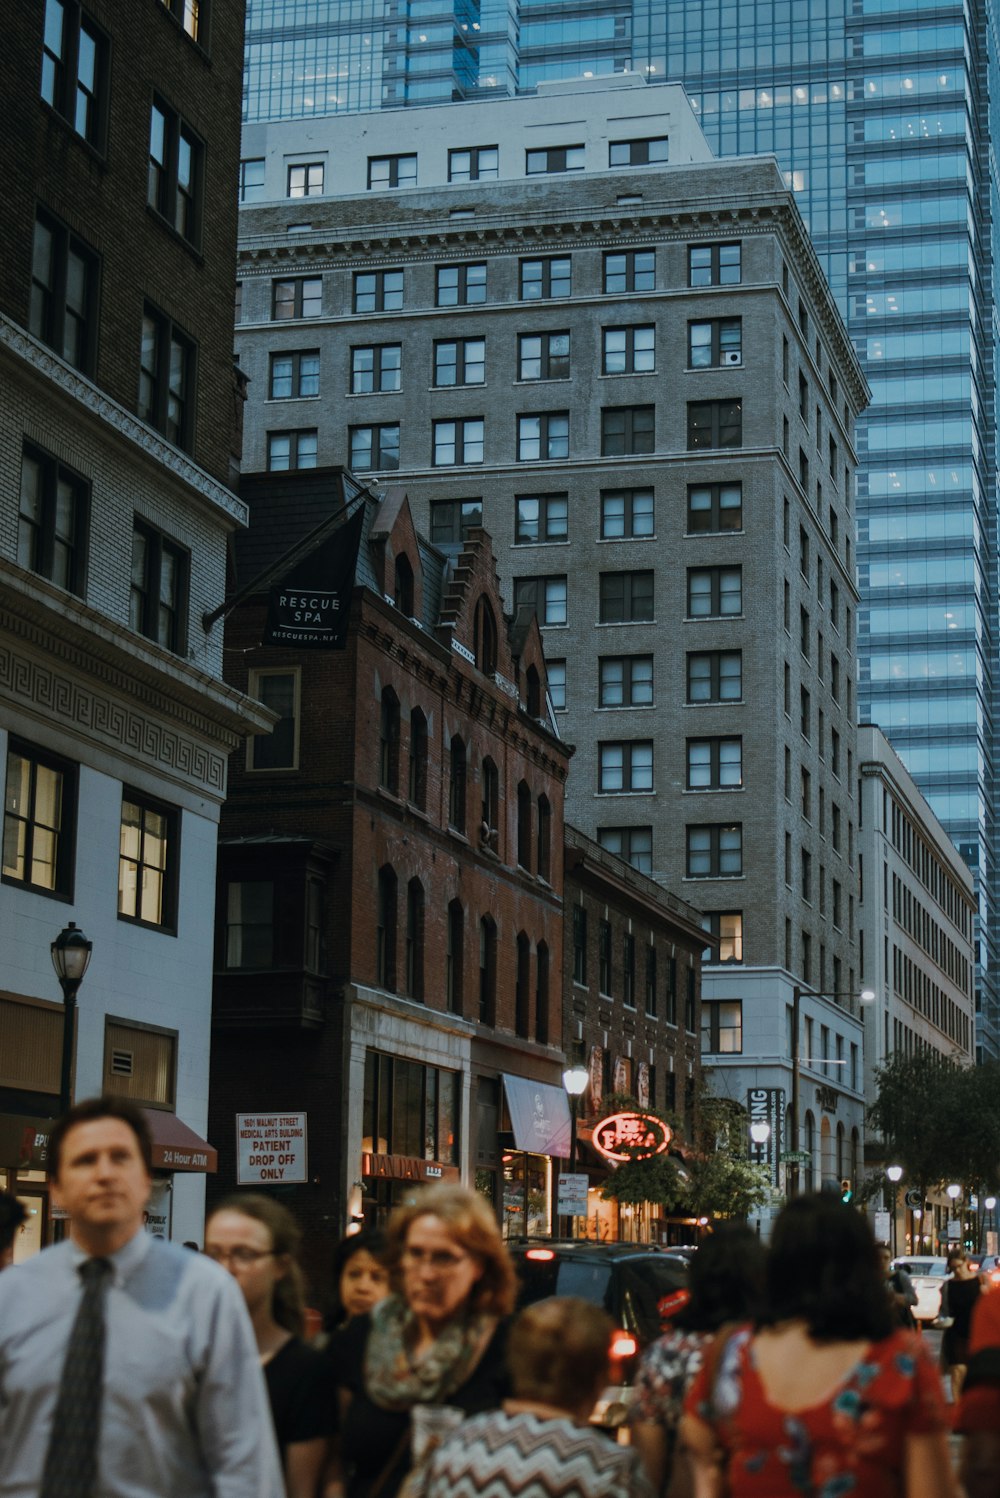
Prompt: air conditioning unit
<box><xmin>723</xmin><ymin>350</ymin><xmax>742</xmax><ymax>366</ymax></box>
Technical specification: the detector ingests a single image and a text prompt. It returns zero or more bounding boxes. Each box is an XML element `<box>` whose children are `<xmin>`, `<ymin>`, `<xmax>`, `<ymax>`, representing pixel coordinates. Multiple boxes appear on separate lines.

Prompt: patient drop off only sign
<box><xmin>237</xmin><ymin>1112</ymin><xmax>308</xmax><ymax>1184</ymax></box>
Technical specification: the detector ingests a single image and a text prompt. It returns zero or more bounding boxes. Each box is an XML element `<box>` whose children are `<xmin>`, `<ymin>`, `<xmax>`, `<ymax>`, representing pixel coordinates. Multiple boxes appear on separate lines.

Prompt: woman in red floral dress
<box><xmin>680</xmin><ymin>1194</ymin><xmax>956</xmax><ymax>1498</ymax></box>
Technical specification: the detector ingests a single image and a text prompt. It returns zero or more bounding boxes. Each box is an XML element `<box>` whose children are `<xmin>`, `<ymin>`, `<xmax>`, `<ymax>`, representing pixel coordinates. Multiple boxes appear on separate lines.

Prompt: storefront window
<box><xmin>502</xmin><ymin>1150</ymin><xmax>550</xmax><ymax>1238</ymax></box>
<box><xmin>362</xmin><ymin>1050</ymin><xmax>460</xmax><ymax>1163</ymax></box>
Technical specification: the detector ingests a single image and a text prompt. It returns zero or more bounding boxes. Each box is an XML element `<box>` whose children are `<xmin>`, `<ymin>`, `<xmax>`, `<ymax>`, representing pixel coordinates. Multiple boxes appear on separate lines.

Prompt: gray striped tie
<box><xmin>40</xmin><ymin>1257</ymin><xmax>112</xmax><ymax>1498</ymax></box>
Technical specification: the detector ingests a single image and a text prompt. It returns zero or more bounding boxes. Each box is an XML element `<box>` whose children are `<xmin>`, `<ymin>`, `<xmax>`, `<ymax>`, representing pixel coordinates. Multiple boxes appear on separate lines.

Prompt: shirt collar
<box><xmin>69</xmin><ymin>1226</ymin><xmax>153</xmax><ymax>1286</ymax></box>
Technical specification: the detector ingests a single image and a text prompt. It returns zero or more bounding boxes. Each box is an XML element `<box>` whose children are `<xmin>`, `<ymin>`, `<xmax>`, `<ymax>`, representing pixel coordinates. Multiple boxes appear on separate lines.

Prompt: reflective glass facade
<box><xmin>243</xmin><ymin>0</ymin><xmax>1000</xmax><ymax>1059</ymax></box>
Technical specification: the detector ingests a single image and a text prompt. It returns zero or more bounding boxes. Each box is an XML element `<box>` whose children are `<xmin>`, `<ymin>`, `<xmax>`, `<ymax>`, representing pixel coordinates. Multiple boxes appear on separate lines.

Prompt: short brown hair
<box><xmin>385</xmin><ymin>1183</ymin><xmax>517</xmax><ymax>1317</ymax></box>
<box><xmin>47</xmin><ymin>1096</ymin><xmax>153</xmax><ymax>1179</ymax></box>
<box><xmin>508</xmin><ymin>1298</ymin><xmax>612</xmax><ymax>1408</ymax></box>
<box><xmin>208</xmin><ymin>1193</ymin><xmax>306</xmax><ymax>1335</ymax></box>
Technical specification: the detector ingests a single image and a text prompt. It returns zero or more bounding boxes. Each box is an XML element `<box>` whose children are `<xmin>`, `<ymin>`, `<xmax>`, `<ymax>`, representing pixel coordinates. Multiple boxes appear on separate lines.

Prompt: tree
<box><xmin>868</xmin><ymin>1051</ymin><xmax>969</xmax><ymax>1201</ymax></box>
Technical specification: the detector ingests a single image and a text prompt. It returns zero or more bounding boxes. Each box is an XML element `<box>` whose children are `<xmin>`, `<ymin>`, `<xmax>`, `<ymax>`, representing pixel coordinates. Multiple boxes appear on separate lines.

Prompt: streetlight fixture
<box><xmin>50</xmin><ymin>922</ymin><xmax>93</xmax><ymax>1118</ymax></box>
<box><xmin>562</xmin><ymin>1064</ymin><xmax>589</xmax><ymax>1175</ymax></box>
<box><xmin>789</xmin><ymin>985</ymin><xmax>875</xmax><ymax>1196</ymax></box>
<box><xmin>886</xmin><ymin>1164</ymin><xmax>903</xmax><ymax>1257</ymax></box>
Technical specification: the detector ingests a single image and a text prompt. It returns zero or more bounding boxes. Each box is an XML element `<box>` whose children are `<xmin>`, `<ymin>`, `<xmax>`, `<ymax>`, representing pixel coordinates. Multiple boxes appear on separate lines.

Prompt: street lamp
<box><xmin>789</xmin><ymin>985</ymin><xmax>875</xmax><ymax>1196</ymax></box>
<box><xmin>886</xmin><ymin>1164</ymin><xmax>903</xmax><ymax>1257</ymax></box>
<box><xmin>986</xmin><ymin>1196</ymin><xmax>997</xmax><ymax>1253</ymax></box>
<box><xmin>562</xmin><ymin>1064</ymin><xmax>589</xmax><ymax>1175</ymax></box>
<box><xmin>749</xmin><ymin>1119</ymin><xmax>771</xmax><ymax>1162</ymax></box>
<box><xmin>51</xmin><ymin>922</ymin><xmax>93</xmax><ymax>1118</ymax></box>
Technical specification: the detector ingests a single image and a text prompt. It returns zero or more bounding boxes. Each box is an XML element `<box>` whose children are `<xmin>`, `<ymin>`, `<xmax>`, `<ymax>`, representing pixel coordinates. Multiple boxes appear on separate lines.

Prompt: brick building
<box><xmin>209</xmin><ymin>469</ymin><xmax>571</xmax><ymax>1282</ymax></box>
<box><xmin>0</xmin><ymin>0</ymin><xmax>268</xmax><ymax>1247</ymax></box>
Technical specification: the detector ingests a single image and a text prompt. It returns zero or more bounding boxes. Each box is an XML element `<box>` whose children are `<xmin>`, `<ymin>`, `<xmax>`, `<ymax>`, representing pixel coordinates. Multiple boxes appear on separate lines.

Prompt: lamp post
<box><xmin>562</xmin><ymin>1063</ymin><xmax>589</xmax><ymax>1238</ymax></box>
<box><xmin>946</xmin><ymin>1182</ymin><xmax>961</xmax><ymax>1252</ymax></box>
<box><xmin>790</xmin><ymin>985</ymin><xmax>875</xmax><ymax>1196</ymax></box>
<box><xmin>986</xmin><ymin>1196</ymin><xmax>997</xmax><ymax>1254</ymax></box>
<box><xmin>886</xmin><ymin>1164</ymin><xmax>903</xmax><ymax>1258</ymax></box>
<box><xmin>50</xmin><ymin>922</ymin><xmax>93</xmax><ymax>1119</ymax></box>
<box><xmin>749</xmin><ymin>1119</ymin><xmax>771</xmax><ymax>1163</ymax></box>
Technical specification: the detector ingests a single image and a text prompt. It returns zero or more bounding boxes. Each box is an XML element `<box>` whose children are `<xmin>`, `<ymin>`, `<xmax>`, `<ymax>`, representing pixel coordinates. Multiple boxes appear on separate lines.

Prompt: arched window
<box><xmin>449</xmin><ymin>735</ymin><xmax>466</xmax><ymax>832</ymax></box>
<box><xmin>481</xmin><ymin>757</ymin><xmax>499</xmax><ymax>846</ymax></box>
<box><xmin>515</xmin><ymin>931</ymin><xmax>531</xmax><ymax>1038</ymax></box>
<box><xmin>479</xmin><ymin>916</ymin><xmax>497</xmax><ymax>1025</ymax></box>
<box><xmin>804</xmin><ymin>1110</ymin><xmax>816</xmax><ymax>1191</ymax></box>
<box><xmin>379</xmin><ymin>688</ymin><xmax>400</xmax><ymax>793</ymax></box>
<box><xmin>408</xmin><ymin>707</ymin><xmax>428</xmax><ymax>809</ymax></box>
<box><xmin>526</xmin><ymin>664</ymin><xmax>541</xmax><ymax>717</ymax></box>
<box><xmin>405</xmin><ymin>877</ymin><xmax>424</xmax><ymax>1001</ymax></box>
<box><xmin>474</xmin><ymin>595</ymin><xmax>497</xmax><ymax>675</ymax></box>
<box><xmin>395</xmin><ymin>554</ymin><xmax>414</xmax><ymax>616</ymax></box>
<box><xmin>517</xmin><ymin>781</ymin><xmax>532</xmax><ymax>871</ymax></box>
<box><xmin>446</xmin><ymin>899</ymin><xmax>464</xmax><ymax>1016</ymax></box>
<box><xmin>535</xmin><ymin>940</ymin><xmax>549</xmax><ymax>1045</ymax></box>
<box><xmin>537</xmin><ymin>795</ymin><xmax>551</xmax><ymax>882</ymax></box>
<box><xmin>376</xmin><ymin>866</ymin><xmax>397</xmax><ymax>991</ymax></box>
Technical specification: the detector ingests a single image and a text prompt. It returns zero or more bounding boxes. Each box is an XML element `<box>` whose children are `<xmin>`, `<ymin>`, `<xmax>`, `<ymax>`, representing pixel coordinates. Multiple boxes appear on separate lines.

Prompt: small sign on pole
<box><xmin>947</xmin><ymin>1218</ymin><xmax>961</xmax><ymax>1240</ymax></box>
<box><xmin>556</xmin><ymin>1172</ymin><xmax>589</xmax><ymax>1217</ymax></box>
<box><xmin>874</xmin><ymin>1210</ymin><xmax>891</xmax><ymax>1243</ymax></box>
<box><xmin>237</xmin><ymin>1113</ymin><xmax>308</xmax><ymax>1185</ymax></box>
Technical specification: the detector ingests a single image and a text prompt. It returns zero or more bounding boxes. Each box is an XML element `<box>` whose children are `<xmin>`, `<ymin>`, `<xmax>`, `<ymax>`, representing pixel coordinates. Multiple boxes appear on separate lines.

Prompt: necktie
<box><xmin>39</xmin><ymin>1256</ymin><xmax>112</xmax><ymax>1498</ymax></box>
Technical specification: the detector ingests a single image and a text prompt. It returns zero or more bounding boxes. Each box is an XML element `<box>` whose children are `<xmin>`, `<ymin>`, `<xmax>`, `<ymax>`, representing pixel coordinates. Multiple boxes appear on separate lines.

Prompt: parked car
<box><xmin>892</xmin><ymin>1256</ymin><xmax>950</xmax><ymax>1323</ymax></box>
<box><xmin>508</xmin><ymin>1239</ymin><xmax>690</xmax><ymax>1425</ymax></box>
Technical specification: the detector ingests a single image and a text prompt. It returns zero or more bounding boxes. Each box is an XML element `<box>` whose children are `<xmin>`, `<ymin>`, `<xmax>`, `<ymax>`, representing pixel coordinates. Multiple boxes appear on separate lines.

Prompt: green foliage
<box><xmin>867</xmin><ymin>1052</ymin><xmax>1000</xmax><ymax>1198</ymax></box>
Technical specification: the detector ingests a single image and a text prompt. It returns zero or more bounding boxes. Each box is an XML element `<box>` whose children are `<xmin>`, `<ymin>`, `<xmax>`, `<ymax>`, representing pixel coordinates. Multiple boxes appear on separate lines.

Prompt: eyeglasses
<box><xmin>204</xmin><ymin>1246</ymin><xmax>276</xmax><ymax>1267</ymax></box>
<box><xmin>402</xmin><ymin>1247</ymin><xmax>469</xmax><ymax>1271</ymax></box>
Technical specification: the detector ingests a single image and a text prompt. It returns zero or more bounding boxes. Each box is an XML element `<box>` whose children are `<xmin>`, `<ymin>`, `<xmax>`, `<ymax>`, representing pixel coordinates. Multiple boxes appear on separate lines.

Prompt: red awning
<box><xmin>143</xmin><ymin>1110</ymin><xmax>217</xmax><ymax>1173</ymax></box>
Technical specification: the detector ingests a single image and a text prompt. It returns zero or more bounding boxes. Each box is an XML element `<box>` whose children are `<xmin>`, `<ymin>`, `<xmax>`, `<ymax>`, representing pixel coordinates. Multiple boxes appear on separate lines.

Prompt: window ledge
<box><xmin>683</xmin><ymin>786</ymin><xmax>745</xmax><ymax>795</ymax></box>
<box><xmin>145</xmin><ymin>203</ymin><xmax>204</xmax><ymax>266</ymax></box>
<box><xmin>117</xmin><ymin>912</ymin><xmax>178</xmax><ymax>937</ymax></box>
<box><xmin>345</xmin><ymin>389</ymin><xmax>402</xmax><ymax>399</ymax></box>
<box><xmin>1</xmin><ymin>874</ymin><xmax>74</xmax><ymax>904</ymax></box>
<box><xmin>596</xmin><ymin>535</ymin><xmax>656</xmax><ymax>544</ymax></box>
<box><xmin>682</xmin><ymin>874</ymin><xmax>747</xmax><ymax>883</ymax></box>
<box><xmin>39</xmin><ymin>101</ymin><xmax>108</xmax><ymax>166</ymax></box>
<box><xmin>684</xmin><ymin>614</ymin><xmax>745</xmax><ymax>624</ymax></box>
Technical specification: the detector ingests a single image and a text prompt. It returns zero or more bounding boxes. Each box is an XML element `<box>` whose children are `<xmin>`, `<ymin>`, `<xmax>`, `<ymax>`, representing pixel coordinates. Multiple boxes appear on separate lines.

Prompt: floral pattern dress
<box><xmin>684</xmin><ymin>1325</ymin><xmax>948</xmax><ymax>1498</ymax></box>
<box><xmin>630</xmin><ymin>1328</ymin><xmax>713</xmax><ymax>1434</ymax></box>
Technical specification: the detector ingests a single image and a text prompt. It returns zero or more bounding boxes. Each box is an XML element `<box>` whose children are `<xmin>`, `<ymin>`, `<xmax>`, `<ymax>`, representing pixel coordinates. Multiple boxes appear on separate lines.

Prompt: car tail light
<box><xmin>525</xmin><ymin>1248</ymin><xmax>556</xmax><ymax>1261</ymax></box>
<box><xmin>657</xmin><ymin>1288</ymin><xmax>691</xmax><ymax>1322</ymax></box>
<box><xmin>610</xmin><ymin>1331</ymin><xmax>638</xmax><ymax>1359</ymax></box>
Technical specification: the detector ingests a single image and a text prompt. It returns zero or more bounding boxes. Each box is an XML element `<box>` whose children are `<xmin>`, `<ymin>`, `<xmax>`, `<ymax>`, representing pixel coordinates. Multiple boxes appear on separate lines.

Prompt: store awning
<box><xmin>501</xmin><ymin>1075</ymin><xmax>572</xmax><ymax>1160</ymax></box>
<box><xmin>143</xmin><ymin>1110</ymin><xmax>217</xmax><ymax>1173</ymax></box>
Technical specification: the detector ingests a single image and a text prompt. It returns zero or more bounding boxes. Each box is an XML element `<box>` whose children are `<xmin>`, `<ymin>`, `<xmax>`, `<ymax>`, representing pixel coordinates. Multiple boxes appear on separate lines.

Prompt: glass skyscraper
<box><xmin>244</xmin><ymin>0</ymin><xmax>1000</xmax><ymax>1059</ymax></box>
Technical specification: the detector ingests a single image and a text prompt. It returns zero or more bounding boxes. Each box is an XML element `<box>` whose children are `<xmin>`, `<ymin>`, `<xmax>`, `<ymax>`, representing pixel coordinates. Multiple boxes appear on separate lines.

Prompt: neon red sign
<box><xmin>592</xmin><ymin>1111</ymin><xmax>671</xmax><ymax>1164</ymax></box>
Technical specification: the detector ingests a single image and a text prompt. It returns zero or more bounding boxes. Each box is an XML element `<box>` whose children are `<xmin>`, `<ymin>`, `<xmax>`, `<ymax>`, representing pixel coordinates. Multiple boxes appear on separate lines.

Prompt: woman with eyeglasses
<box><xmin>331</xmin><ymin>1184</ymin><xmax>516</xmax><ymax>1498</ymax></box>
<box><xmin>205</xmin><ymin>1194</ymin><xmax>335</xmax><ymax>1498</ymax></box>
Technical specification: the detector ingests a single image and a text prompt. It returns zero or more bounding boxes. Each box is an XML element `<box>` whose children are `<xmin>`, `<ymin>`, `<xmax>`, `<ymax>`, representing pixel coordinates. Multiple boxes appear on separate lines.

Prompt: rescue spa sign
<box><xmin>236</xmin><ymin>1113</ymin><xmax>308</xmax><ymax>1185</ymax></box>
<box><xmin>265</xmin><ymin>505</ymin><xmax>365</xmax><ymax>649</ymax></box>
<box><xmin>592</xmin><ymin>1111</ymin><xmax>672</xmax><ymax>1164</ymax></box>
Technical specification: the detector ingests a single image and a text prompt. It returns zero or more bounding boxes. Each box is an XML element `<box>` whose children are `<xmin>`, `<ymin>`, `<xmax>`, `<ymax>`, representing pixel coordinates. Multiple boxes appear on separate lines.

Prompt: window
<box><xmin>287</xmin><ymin>161</ymin><xmax>324</xmax><ymax>197</ymax></box>
<box><xmin>600</xmin><ymin>571</ymin><xmax>654</xmax><ymax>623</ymax></box>
<box><xmin>601</xmin><ymin>488</ymin><xmax>654</xmax><ymax>539</ymax></box>
<box><xmin>599</xmin><ymin>655</ymin><xmax>653</xmax><ymax>707</ymax></box>
<box><xmin>686</xmin><ymin>824</ymin><xmax>742</xmax><ymax>877</ymax></box>
<box><xmin>517</xmin><ymin>782</ymin><xmax>532</xmax><ymax>869</ymax></box>
<box><xmin>350</xmin><ymin>424</ymin><xmax>400</xmax><ymax>471</ymax></box>
<box><xmin>513</xmin><ymin>575</ymin><xmax>567</xmax><ymax>626</ymax></box>
<box><xmin>376</xmin><ymin>867</ymin><xmax>397</xmax><ymax>989</ymax></box>
<box><xmin>430</xmin><ymin>499</ymin><xmax>482</xmax><ymax>545</ymax></box>
<box><xmin>351</xmin><ymin>345</ymin><xmax>400</xmax><ymax>393</ymax></box>
<box><xmin>526</xmin><ymin>144</ymin><xmax>584</xmax><ymax>174</ymax></box>
<box><xmin>157</xmin><ymin>0</ymin><xmax>202</xmax><ymax>40</ymax></box>
<box><xmin>601</xmin><ymin>405</ymin><xmax>654</xmax><ymax>455</ymax></box>
<box><xmin>520</xmin><ymin>257</ymin><xmax>571</xmax><ymax>299</ymax></box>
<box><xmin>148</xmin><ymin>98</ymin><xmax>202</xmax><ymax>246</ymax></box>
<box><xmin>688</xmin><ymin>319</ymin><xmax>742</xmax><ymax>368</ymax></box>
<box><xmin>405</xmin><ymin>879</ymin><xmax>425</xmax><ymax>1000</ymax></box>
<box><xmin>687</xmin><ymin>567</ymin><xmax>742</xmax><ymax>617</ymax></box>
<box><xmin>800</xmin><ymin>685</ymin><xmax>811</xmax><ymax>740</ymax></box>
<box><xmin>702</xmin><ymin>1000</ymin><xmax>742</xmax><ymax>1053</ymax></box>
<box><xmin>368</xmin><ymin>154</ymin><xmax>417</xmax><ymax>189</ymax></box>
<box><xmin>798</xmin><ymin>372</ymin><xmax>809</xmax><ymax>421</ymax></box>
<box><xmin>547</xmin><ymin>658</ymin><xmax>566</xmax><ymax>710</ymax></box>
<box><xmin>704</xmin><ymin>911</ymin><xmax>743</xmax><ymax>963</ymax></box>
<box><xmin>446</xmin><ymin>900</ymin><xmax>464</xmax><ymax>1015</ymax></box>
<box><xmin>247</xmin><ymin>669</ymin><xmax>299</xmax><ymax>771</ymax></box>
<box><xmin>449</xmin><ymin>736</ymin><xmax>467</xmax><ymax>832</ymax></box>
<box><xmin>519</xmin><ymin>332</ymin><xmax>570</xmax><ymax>381</ymax></box>
<box><xmin>537</xmin><ymin>795</ymin><xmax>551</xmax><ymax>881</ymax></box>
<box><xmin>598</xmin><ymin>919</ymin><xmax>612</xmax><ymax>994</ymax></box>
<box><xmin>448</xmin><ymin>146</ymin><xmax>498</xmax><ymax>181</ymax></box>
<box><xmin>609</xmin><ymin>136</ymin><xmax>668</xmax><ymax>167</ymax></box>
<box><xmin>273</xmin><ymin>277</ymin><xmax>323</xmax><ymax>319</ymax></box>
<box><xmin>40</xmin><ymin>0</ymin><xmax>108</xmax><ymax>148</ymax></box>
<box><xmin>623</xmin><ymin>934</ymin><xmax>636</xmax><ymax>1008</ymax></box>
<box><xmin>118</xmin><ymin>792</ymin><xmax>177</xmax><ymax>930</ymax></box>
<box><xmin>130</xmin><ymin>520</ymin><xmax>187</xmax><ymax>653</ymax></box>
<box><xmin>515</xmin><ymin>931</ymin><xmax>531</xmax><ymax>1036</ymax></box>
<box><xmin>271</xmin><ymin>350</ymin><xmax>320</xmax><ymax>399</ymax></box>
<box><xmin>434</xmin><ymin>338</ymin><xmax>485</xmax><ymax>387</ymax></box>
<box><xmin>599</xmin><ymin>741</ymin><xmax>653</xmax><ymax>793</ymax></box>
<box><xmin>687</xmin><ymin>738</ymin><xmax>742</xmax><ymax>790</ymax></box>
<box><xmin>436</xmin><ymin>262</ymin><xmax>486</xmax><ymax>307</ymax></box>
<box><xmin>687</xmin><ymin>482</ymin><xmax>741</xmax><ymax>534</ymax></box>
<box><xmin>2</xmin><ymin>740</ymin><xmax>75</xmax><ymax>895</ymax></box>
<box><xmin>517</xmin><ymin>412</ymin><xmax>569</xmax><ymax>461</ymax></box>
<box><xmin>687</xmin><ymin>400</ymin><xmax>742</xmax><ymax>449</ymax></box>
<box><xmin>687</xmin><ymin>650</ymin><xmax>742</xmax><ymax>703</ymax></box>
<box><xmin>801</xmin><ymin>847</ymin><xmax>812</xmax><ymax>903</ymax></box>
<box><xmin>572</xmin><ymin>905</ymin><xmax>587</xmax><ymax>984</ymax></box>
<box><xmin>29</xmin><ymin>211</ymin><xmax>98</xmax><ymax>374</ymax></box>
<box><xmin>353</xmin><ymin>270</ymin><xmax>403</xmax><ymax>313</ymax></box>
<box><xmin>481</xmin><ymin>757</ymin><xmax>499</xmax><ymax>840</ymax></box>
<box><xmin>267</xmin><ymin>429</ymin><xmax>318</xmax><ymax>471</ymax></box>
<box><xmin>474</xmin><ymin>597</ymin><xmax>497</xmax><ymax>674</ymax></box>
<box><xmin>138</xmin><ymin>306</ymin><xmax>194</xmax><ymax>449</ymax></box>
<box><xmin>603</xmin><ymin>326</ymin><xmax>655</xmax><ymax>375</ymax></box>
<box><xmin>688</xmin><ymin>242</ymin><xmax>741</xmax><ymax>286</ymax></box>
<box><xmin>18</xmin><ymin>444</ymin><xmax>87</xmax><ymax>595</ymax></box>
<box><xmin>408</xmin><ymin>708</ymin><xmax>427</xmax><ymax>809</ymax></box>
<box><xmin>479</xmin><ymin>916</ymin><xmax>497</xmax><ymax>1024</ymax></box>
<box><xmin>239</xmin><ymin>158</ymin><xmax>265</xmax><ymax>202</ymax></box>
<box><xmin>598</xmin><ymin>825</ymin><xmax>652</xmax><ymax>874</ymax></box>
<box><xmin>515</xmin><ymin>494</ymin><xmax>567</xmax><ymax>543</ymax></box>
<box><xmin>604</xmin><ymin>250</ymin><xmax>655</xmax><ymax>294</ymax></box>
<box><xmin>645</xmin><ymin>947</ymin><xmax>658</xmax><ymax>1016</ymax></box>
<box><xmin>224</xmin><ymin>881</ymin><xmax>273</xmax><ymax>968</ymax></box>
<box><xmin>433</xmin><ymin>418</ymin><xmax>484</xmax><ymax>465</ymax></box>
<box><xmin>379</xmin><ymin>689</ymin><xmax>400</xmax><ymax>793</ymax></box>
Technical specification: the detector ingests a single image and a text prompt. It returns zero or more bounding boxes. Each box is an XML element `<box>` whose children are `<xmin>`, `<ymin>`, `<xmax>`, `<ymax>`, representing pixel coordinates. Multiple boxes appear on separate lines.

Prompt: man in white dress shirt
<box><xmin>0</xmin><ymin>1095</ymin><xmax>283</xmax><ymax>1498</ymax></box>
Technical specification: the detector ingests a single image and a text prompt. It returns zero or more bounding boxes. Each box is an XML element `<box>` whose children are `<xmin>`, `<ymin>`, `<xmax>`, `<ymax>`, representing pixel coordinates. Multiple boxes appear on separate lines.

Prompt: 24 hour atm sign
<box><xmin>236</xmin><ymin>1113</ymin><xmax>308</xmax><ymax>1185</ymax></box>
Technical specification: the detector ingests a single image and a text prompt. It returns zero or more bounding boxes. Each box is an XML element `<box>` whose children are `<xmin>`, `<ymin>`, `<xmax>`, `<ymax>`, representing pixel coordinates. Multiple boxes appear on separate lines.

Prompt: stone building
<box><xmin>0</xmin><ymin>0</ymin><xmax>268</xmax><ymax>1247</ymax></box>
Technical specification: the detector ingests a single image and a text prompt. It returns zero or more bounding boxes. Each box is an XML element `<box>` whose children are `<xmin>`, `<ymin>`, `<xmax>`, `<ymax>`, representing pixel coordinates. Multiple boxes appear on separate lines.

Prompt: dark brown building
<box><xmin>210</xmin><ymin>469</ymin><xmax>572</xmax><ymax>1284</ymax></box>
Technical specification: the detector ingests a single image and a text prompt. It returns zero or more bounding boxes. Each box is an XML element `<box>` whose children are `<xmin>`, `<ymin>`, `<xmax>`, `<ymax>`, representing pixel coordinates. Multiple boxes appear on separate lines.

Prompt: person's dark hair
<box><xmin>0</xmin><ymin>1191</ymin><xmax>27</xmax><ymax>1256</ymax></box>
<box><xmin>760</xmin><ymin>1192</ymin><xmax>894</xmax><ymax>1341</ymax></box>
<box><xmin>47</xmin><ymin>1096</ymin><xmax>154</xmax><ymax>1179</ymax></box>
<box><xmin>207</xmin><ymin>1193</ymin><xmax>307</xmax><ymax>1335</ymax></box>
<box><xmin>327</xmin><ymin>1229</ymin><xmax>387</xmax><ymax>1327</ymax></box>
<box><xmin>946</xmin><ymin>1247</ymin><xmax>967</xmax><ymax>1271</ymax></box>
<box><xmin>508</xmin><ymin>1298</ymin><xmax>613</xmax><ymax>1409</ymax></box>
<box><xmin>673</xmin><ymin>1223</ymin><xmax>765</xmax><ymax>1333</ymax></box>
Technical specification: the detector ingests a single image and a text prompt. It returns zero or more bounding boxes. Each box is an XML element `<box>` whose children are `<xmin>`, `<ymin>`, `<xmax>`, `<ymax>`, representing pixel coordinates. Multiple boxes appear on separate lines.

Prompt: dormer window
<box><xmin>474</xmin><ymin>596</ymin><xmax>497</xmax><ymax>675</ymax></box>
<box><xmin>395</xmin><ymin>554</ymin><xmax>414</xmax><ymax>616</ymax></box>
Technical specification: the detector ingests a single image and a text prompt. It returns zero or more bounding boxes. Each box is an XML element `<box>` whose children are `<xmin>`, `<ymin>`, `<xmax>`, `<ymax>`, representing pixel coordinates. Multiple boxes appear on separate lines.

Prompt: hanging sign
<box><xmin>264</xmin><ymin>507</ymin><xmax>365</xmax><ymax>648</ymax></box>
<box><xmin>592</xmin><ymin>1111</ymin><xmax>671</xmax><ymax>1164</ymax></box>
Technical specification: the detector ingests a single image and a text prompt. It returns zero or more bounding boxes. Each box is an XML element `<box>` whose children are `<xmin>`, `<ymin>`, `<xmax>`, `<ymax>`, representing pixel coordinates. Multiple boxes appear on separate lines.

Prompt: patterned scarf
<box><xmin>364</xmin><ymin>1294</ymin><xmax>495</xmax><ymax>1411</ymax></box>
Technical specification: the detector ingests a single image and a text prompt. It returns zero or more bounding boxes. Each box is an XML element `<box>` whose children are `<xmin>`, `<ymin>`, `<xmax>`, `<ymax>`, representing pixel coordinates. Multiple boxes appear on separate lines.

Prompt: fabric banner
<box><xmin>502</xmin><ymin>1075</ymin><xmax>572</xmax><ymax>1159</ymax></box>
<box><xmin>265</xmin><ymin>506</ymin><xmax>365</xmax><ymax>648</ymax></box>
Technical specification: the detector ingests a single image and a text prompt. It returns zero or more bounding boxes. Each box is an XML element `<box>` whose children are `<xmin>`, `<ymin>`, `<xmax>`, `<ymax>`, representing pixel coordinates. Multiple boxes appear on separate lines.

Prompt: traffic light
<box><xmin>841</xmin><ymin>1178</ymin><xmax>853</xmax><ymax>1204</ymax></box>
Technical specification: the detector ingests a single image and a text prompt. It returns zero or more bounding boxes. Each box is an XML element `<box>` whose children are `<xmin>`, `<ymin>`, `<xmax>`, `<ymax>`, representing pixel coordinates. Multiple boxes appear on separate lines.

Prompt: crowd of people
<box><xmin>0</xmin><ymin>1094</ymin><xmax>999</xmax><ymax>1498</ymax></box>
